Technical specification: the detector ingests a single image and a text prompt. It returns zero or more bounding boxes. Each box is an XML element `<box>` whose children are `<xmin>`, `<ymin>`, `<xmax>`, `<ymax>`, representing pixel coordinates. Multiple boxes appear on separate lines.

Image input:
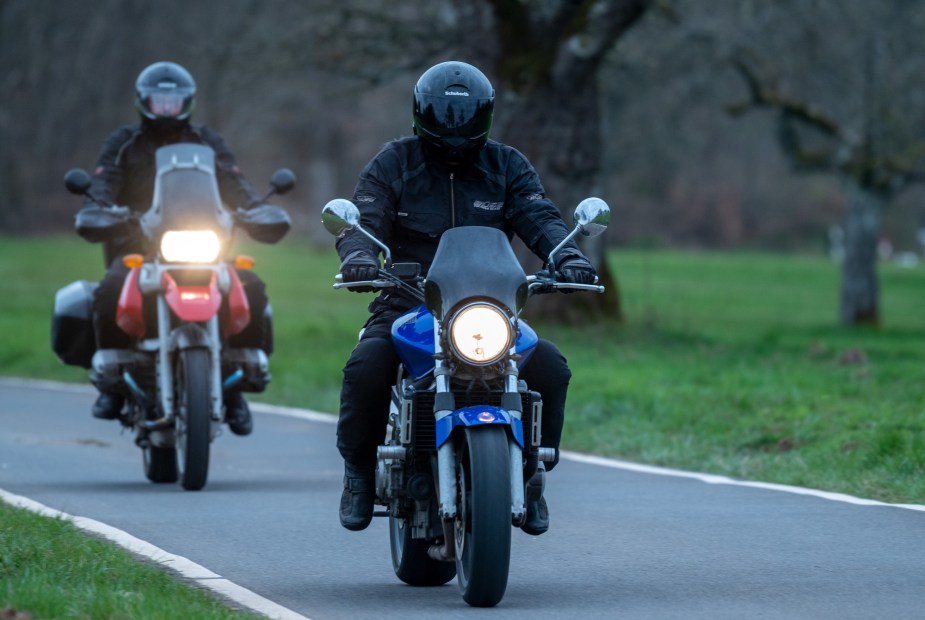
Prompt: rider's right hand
<box><xmin>75</xmin><ymin>204</ymin><xmax>134</xmax><ymax>243</ymax></box>
<box><xmin>340</xmin><ymin>251</ymin><xmax>380</xmax><ymax>292</ymax></box>
<box><xmin>109</xmin><ymin>205</ymin><xmax>130</xmax><ymax>217</ymax></box>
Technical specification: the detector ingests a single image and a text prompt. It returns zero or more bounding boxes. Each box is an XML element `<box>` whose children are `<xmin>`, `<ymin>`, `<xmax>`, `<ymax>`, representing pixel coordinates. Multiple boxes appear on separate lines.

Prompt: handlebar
<box><xmin>333</xmin><ymin>269</ymin><xmax>426</xmax><ymax>302</ymax></box>
<box><xmin>526</xmin><ymin>274</ymin><xmax>605</xmax><ymax>295</ymax></box>
<box><xmin>332</xmin><ymin>272</ymin><xmax>604</xmax><ymax>295</ymax></box>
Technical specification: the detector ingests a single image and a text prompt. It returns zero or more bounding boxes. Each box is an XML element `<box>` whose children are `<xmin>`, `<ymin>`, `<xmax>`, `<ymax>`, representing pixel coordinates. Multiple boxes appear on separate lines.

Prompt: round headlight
<box><xmin>160</xmin><ymin>230</ymin><xmax>221</xmax><ymax>263</ymax></box>
<box><xmin>448</xmin><ymin>303</ymin><xmax>513</xmax><ymax>365</ymax></box>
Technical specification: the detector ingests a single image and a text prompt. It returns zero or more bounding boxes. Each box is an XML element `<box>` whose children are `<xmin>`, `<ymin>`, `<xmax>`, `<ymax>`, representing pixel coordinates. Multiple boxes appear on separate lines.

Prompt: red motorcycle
<box><xmin>52</xmin><ymin>143</ymin><xmax>293</xmax><ymax>490</ymax></box>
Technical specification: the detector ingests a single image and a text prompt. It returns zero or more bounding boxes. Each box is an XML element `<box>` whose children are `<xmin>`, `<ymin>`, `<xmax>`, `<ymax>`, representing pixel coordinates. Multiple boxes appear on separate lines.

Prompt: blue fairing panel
<box><xmin>516</xmin><ymin>320</ymin><xmax>538</xmax><ymax>367</ymax></box>
<box><xmin>435</xmin><ymin>405</ymin><xmax>524</xmax><ymax>448</ymax></box>
<box><xmin>392</xmin><ymin>304</ymin><xmax>540</xmax><ymax>379</ymax></box>
<box><xmin>392</xmin><ymin>305</ymin><xmax>436</xmax><ymax>380</ymax></box>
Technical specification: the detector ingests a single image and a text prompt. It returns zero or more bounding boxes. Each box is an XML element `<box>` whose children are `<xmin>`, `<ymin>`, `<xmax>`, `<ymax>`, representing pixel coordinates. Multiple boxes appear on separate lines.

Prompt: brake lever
<box><xmin>333</xmin><ymin>273</ymin><xmax>395</xmax><ymax>290</ymax></box>
<box><xmin>526</xmin><ymin>273</ymin><xmax>605</xmax><ymax>294</ymax></box>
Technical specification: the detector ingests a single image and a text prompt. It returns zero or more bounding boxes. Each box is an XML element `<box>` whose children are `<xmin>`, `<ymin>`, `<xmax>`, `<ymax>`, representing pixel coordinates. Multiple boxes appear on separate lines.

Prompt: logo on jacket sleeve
<box><xmin>473</xmin><ymin>200</ymin><xmax>503</xmax><ymax>211</ymax></box>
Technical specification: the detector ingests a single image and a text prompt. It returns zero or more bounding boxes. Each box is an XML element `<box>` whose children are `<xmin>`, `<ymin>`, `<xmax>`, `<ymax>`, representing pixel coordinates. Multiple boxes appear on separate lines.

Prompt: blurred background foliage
<box><xmin>2</xmin><ymin>0</ymin><xmax>925</xmax><ymax>273</ymax></box>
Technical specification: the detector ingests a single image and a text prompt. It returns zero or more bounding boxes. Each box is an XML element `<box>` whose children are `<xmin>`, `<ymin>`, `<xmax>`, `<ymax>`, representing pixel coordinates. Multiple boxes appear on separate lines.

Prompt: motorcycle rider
<box><xmin>335</xmin><ymin>61</ymin><xmax>598</xmax><ymax>535</ymax></box>
<box><xmin>77</xmin><ymin>61</ymin><xmax>285</xmax><ymax>435</ymax></box>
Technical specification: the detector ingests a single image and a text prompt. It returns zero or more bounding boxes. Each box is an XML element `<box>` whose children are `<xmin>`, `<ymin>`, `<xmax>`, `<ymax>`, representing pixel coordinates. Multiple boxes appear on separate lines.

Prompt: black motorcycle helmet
<box><xmin>412</xmin><ymin>61</ymin><xmax>495</xmax><ymax>165</ymax></box>
<box><xmin>134</xmin><ymin>61</ymin><xmax>196</xmax><ymax>124</ymax></box>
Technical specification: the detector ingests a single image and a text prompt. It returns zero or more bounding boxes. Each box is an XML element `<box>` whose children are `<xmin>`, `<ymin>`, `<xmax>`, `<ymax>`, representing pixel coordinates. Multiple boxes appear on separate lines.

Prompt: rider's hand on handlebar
<box><xmin>340</xmin><ymin>250</ymin><xmax>380</xmax><ymax>292</ymax></box>
<box><xmin>556</xmin><ymin>255</ymin><xmax>597</xmax><ymax>293</ymax></box>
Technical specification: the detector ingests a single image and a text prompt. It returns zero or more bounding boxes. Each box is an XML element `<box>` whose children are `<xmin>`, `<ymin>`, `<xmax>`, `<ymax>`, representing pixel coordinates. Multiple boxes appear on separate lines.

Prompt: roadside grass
<box><xmin>577</xmin><ymin>249</ymin><xmax>925</xmax><ymax>501</ymax></box>
<box><xmin>1</xmin><ymin>234</ymin><xmax>924</xmax><ymax>616</ymax></box>
<box><xmin>0</xmin><ymin>501</ymin><xmax>263</xmax><ymax>620</ymax></box>
<box><xmin>2</xmin><ymin>236</ymin><xmax>924</xmax><ymax>502</ymax></box>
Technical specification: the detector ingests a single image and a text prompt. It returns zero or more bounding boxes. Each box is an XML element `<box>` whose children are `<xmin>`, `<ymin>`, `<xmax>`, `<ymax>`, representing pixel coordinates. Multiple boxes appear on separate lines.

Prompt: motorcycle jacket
<box><xmin>337</xmin><ymin>136</ymin><xmax>588</xmax><ymax>313</ymax></box>
<box><xmin>79</xmin><ymin>120</ymin><xmax>265</xmax><ymax>264</ymax></box>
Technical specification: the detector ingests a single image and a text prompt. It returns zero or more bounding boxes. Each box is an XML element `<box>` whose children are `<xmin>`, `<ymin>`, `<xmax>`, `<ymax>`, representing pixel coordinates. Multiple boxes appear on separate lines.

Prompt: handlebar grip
<box><xmin>332</xmin><ymin>274</ymin><xmax>393</xmax><ymax>290</ymax></box>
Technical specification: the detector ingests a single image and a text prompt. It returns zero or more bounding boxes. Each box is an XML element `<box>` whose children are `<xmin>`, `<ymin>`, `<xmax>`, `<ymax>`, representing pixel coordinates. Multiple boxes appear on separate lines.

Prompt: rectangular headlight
<box><xmin>160</xmin><ymin>230</ymin><xmax>221</xmax><ymax>263</ymax></box>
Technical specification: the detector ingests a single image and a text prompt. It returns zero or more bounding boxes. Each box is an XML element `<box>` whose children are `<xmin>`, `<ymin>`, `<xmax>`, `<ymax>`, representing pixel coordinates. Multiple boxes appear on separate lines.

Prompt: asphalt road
<box><xmin>1</xmin><ymin>379</ymin><xmax>924</xmax><ymax>619</ymax></box>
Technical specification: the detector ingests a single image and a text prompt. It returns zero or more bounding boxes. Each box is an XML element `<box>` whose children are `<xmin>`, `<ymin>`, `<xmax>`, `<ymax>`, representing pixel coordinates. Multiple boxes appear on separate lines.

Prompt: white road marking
<box><xmin>559</xmin><ymin>451</ymin><xmax>925</xmax><ymax>512</ymax></box>
<box><xmin>0</xmin><ymin>488</ymin><xmax>311</xmax><ymax>620</ymax></box>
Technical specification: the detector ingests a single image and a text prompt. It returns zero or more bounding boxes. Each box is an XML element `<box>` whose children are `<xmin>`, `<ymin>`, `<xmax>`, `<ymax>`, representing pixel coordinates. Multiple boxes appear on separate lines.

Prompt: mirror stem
<box><xmin>357</xmin><ymin>226</ymin><xmax>392</xmax><ymax>266</ymax></box>
<box><xmin>546</xmin><ymin>225</ymin><xmax>580</xmax><ymax>271</ymax></box>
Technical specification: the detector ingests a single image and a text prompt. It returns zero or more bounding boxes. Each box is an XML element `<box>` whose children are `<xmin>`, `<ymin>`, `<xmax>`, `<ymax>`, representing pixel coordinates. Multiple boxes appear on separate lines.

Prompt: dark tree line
<box><xmin>3</xmin><ymin>0</ymin><xmax>924</xmax><ymax>325</ymax></box>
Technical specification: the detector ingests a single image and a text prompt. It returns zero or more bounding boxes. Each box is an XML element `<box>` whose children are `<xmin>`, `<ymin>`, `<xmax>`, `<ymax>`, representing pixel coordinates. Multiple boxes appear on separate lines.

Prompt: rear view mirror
<box><xmin>64</xmin><ymin>169</ymin><xmax>91</xmax><ymax>196</ymax></box>
<box><xmin>270</xmin><ymin>168</ymin><xmax>296</xmax><ymax>196</ymax></box>
<box><xmin>574</xmin><ymin>197</ymin><xmax>610</xmax><ymax>237</ymax></box>
<box><xmin>321</xmin><ymin>198</ymin><xmax>393</xmax><ymax>266</ymax></box>
<box><xmin>321</xmin><ymin>199</ymin><xmax>361</xmax><ymax>237</ymax></box>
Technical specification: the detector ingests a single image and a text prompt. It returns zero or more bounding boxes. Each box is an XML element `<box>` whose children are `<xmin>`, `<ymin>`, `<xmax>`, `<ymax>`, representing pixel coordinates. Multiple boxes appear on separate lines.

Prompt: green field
<box><xmin>2</xmin><ymin>234</ymin><xmax>924</xmax><ymax>618</ymax></box>
<box><xmin>3</xmin><ymin>234</ymin><xmax>924</xmax><ymax>502</ymax></box>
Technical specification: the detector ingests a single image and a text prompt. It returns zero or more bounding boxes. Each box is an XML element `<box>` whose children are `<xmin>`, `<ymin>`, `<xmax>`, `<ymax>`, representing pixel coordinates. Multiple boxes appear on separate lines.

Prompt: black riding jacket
<box><xmin>80</xmin><ymin>120</ymin><xmax>264</xmax><ymax>264</ymax></box>
<box><xmin>337</xmin><ymin>136</ymin><xmax>586</xmax><ymax>312</ymax></box>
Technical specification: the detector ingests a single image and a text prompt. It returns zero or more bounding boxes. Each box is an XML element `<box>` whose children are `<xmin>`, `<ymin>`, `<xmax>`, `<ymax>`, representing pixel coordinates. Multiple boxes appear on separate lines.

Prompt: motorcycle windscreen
<box><xmin>140</xmin><ymin>144</ymin><xmax>233</xmax><ymax>237</ymax></box>
<box><xmin>423</xmin><ymin>226</ymin><xmax>528</xmax><ymax>319</ymax></box>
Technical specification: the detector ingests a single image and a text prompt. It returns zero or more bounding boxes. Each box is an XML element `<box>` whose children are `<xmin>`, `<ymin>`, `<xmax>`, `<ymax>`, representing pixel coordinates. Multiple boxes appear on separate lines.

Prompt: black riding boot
<box><xmin>225</xmin><ymin>392</ymin><xmax>253</xmax><ymax>436</ymax></box>
<box><xmin>522</xmin><ymin>462</ymin><xmax>549</xmax><ymax>536</ymax></box>
<box><xmin>339</xmin><ymin>463</ymin><xmax>375</xmax><ymax>531</ymax></box>
<box><xmin>92</xmin><ymin>392</ymin><xmax>124</xmax><ymax>420</ymax></box>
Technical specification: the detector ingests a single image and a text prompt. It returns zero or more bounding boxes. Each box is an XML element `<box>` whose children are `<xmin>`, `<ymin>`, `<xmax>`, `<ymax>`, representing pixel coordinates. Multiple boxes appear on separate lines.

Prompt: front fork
<box><xmin>156</xmin><ymin>295</ymin><xmax>221</xmax><ymax>421</ymax></box>
<box><xmin>433</xmin><ymin>341</ymin><xmax>525</xmax><ymax>525</ymax></box>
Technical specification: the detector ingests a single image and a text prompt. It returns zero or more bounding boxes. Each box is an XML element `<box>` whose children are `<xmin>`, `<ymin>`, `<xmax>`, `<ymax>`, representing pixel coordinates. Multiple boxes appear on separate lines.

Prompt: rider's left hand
<box><xmin>556</xmin><ymin>256</ymin><xmax>597</xmax><ymax>291</ymax></box>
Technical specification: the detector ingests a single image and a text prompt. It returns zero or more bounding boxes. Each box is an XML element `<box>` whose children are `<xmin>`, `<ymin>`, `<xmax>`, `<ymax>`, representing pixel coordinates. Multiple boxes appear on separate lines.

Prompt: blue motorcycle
<box><xmin>322</xmin><ymin>196</ymin><xmax>610</xmax><ymax>607</ymax></box>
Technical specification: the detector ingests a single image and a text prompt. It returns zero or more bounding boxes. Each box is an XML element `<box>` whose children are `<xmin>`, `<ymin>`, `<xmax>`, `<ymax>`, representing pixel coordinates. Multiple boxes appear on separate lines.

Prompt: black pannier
<box><xmin>51</xmin><ymin>280</ymin><xmax>97</xmax><ymax>368</ymax></box>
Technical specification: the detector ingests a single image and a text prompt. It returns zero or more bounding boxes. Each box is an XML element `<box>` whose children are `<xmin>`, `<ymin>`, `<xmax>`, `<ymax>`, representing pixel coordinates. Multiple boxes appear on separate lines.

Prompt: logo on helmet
<box><xmin>445</xmin><ymin>91</ymin><xmax>470</xmax><ymax>96</ymax></box>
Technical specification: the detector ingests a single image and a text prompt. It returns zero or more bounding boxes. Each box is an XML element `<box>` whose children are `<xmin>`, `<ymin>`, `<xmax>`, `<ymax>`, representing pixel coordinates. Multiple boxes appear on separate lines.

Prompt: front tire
<box><xmin>175</xmin><ymin>348</ymin><xmax>211</xmax><ymax>491</ymax></box>
<box><xmin>390</xmin><ymin>514</ymin><xmax>456</xmax><ymax>586</ymax></box>
<box><xmin>454</xmin><ymin>427</ymin><xmax>512</xmax><ymax>607</ymax></box>
<box><xmin>143</xmin><ymin>445</ymin><xmax>178</xmax><ymax>483</ymax></box>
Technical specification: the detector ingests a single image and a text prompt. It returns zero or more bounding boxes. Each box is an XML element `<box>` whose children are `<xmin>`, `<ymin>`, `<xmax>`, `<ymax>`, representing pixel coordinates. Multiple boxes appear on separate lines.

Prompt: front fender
<box><xmin>162</xmin><ymin>271</ymin><xmax>222</xmax><ymax>322</ymax></box>
<box><xmin>435</xmin><ymin>405</ymin><xmax>524</xmax><ymax>449</ymax></box>
<box><xmin>169</xmin><ymin>323</ymin><xmax>212</xmax><ymax>352</ymax></box>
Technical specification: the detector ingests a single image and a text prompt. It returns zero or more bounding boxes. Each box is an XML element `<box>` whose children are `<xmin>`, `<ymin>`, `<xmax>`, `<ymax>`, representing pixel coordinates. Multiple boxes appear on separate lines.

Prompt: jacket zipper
<box><xmin>449</xmin><ymin>172</ymin><xmax>456</xmax><ymax>228</ymax></box>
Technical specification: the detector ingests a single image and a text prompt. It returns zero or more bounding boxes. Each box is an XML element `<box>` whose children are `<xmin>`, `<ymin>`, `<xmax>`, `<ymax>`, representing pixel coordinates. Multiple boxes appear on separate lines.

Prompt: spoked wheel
<box><xmin>175</xmin><ymin>348</ymin><xmax>211</xmax><ymax>491</ymax></box>
<box><xmin>143</xmin><ymin>445</ymin><xmax>178</xmax><ymax>483</ymax></box>
<box><xmin>454</xmin><ymin>426</ymin><xmax>512</xmax><ymax>607</ymax></box>
<box><xmin>390</xmin><ymin>514</ymin><xmax>457</xmax><ymax>586</ymax></box>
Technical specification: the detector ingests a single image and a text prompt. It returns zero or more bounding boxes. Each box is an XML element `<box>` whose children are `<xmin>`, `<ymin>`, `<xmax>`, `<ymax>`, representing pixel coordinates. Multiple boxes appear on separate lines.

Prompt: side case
<box><xmin>51</xmin><ymin>280</ymin><xmax>98</xmax><ymax>368</ymax></box>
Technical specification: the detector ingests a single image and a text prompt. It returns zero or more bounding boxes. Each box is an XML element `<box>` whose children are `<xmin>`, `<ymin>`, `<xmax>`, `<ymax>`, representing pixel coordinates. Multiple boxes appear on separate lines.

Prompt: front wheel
<box><xmin>175</xmin><ymin>348</ymin><xmax>211</xmax><ymax>491</ymax></box>
<box><xmin>143</xmin><ymin>445</ymin><xmax>178</xmax><ymax>483</ymax></box>
<box><xmin>390</xmin><ymin>513</ymin><xmax>456</xmax><ymax>586</ymax></box>
<box><xmin>454</xmin><ymin>426</ymin><xmax>512</xmax><ymax>607</ymax></box>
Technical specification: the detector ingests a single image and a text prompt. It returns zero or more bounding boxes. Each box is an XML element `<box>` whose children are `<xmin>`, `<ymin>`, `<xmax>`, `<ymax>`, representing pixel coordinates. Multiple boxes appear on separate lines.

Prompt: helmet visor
<box><xmin>415</xmin><ymin>93</ymin><xmax>493</xmax><ymax>141</ymax></box>
<box><xmin>146</xmin><ymin>92</ymin><xmax>188</xmax><ymax>118</ymax></box>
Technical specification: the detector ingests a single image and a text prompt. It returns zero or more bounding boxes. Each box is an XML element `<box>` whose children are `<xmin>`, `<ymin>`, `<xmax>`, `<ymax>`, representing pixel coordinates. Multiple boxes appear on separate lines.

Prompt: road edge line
<box><xmin>0</xmin><ymin>487</ymin><xmax>312</xmax><ymax>620</ymax></box>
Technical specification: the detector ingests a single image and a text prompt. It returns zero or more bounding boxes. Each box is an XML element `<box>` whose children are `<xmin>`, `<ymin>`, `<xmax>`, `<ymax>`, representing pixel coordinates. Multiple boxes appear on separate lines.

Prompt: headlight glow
<box><xmin>160</xmin><ymin>230</ymin><xmax>221</xmax><ymax>263</ymax></box>
<box><xmin>448</xmin><ymin>303</ymin><xmax>513</xmax><ymax>365</ymax></box>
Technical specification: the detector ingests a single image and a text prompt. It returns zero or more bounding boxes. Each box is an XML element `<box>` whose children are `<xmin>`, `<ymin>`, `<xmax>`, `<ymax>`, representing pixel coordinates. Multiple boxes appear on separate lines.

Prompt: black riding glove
<box><xmin>556</xmin><ymin>255</ymin><xmax>597</xmax><ymax>292</ymax></box>
<box><xmin>340</xmin><ymin>251</ymin><xmax>380</xmax><ymax>292</ymax></box>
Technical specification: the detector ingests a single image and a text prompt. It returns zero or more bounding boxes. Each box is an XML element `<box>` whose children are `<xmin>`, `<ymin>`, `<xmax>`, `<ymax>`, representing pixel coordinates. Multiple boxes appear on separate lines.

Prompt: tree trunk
<box><xmin>839</xmin><ymin>179</ymin><xmax>885</xmax><ymax>325</ymax></box>
<box><xmin>455</xmin><ymin>0</ymin><xmax>651</xmax><ymax>324</ymax></box>
<box><xmin>496</xmin><ymin>77</ymin><xmax>623</xmax><ymax>323</ymax></box>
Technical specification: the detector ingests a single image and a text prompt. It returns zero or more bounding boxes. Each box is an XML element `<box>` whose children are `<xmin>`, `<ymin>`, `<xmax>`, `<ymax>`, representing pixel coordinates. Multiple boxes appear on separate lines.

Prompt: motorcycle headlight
<box><xmin>448</xmin><ymin>302</ymin><xmax>514</xmax><ymax>366</ymax></box>
<box><xmin>160</xmin><ymin>230</ymin><xmax>221</xmax><ymax>263</ymax></box>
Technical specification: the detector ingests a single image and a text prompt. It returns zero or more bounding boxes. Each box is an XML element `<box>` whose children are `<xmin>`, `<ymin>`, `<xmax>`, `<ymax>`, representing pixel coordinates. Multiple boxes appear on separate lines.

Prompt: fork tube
<box><xmin>207</xmin><ymin>315</ymin><xmax>222</xmax><ymax>420</ymax></box>
<box><xmin>433</xmin><ymin>322</ymin><xmax>458</xmax><ymax>519</ymax></box>
<box><xmin>505</xmin><ymin>358</ymin><xmax>525</xmax><ymax>521</ymax></box>
<box><xmin>157</xmin><ymin>295</ymin><xmax>173</xmax><ymax>419</ymax></box>
<box><xmin>510</xmin><ymin>441</ymin><xmax>525</xmax><ymax>522</ymax></box>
